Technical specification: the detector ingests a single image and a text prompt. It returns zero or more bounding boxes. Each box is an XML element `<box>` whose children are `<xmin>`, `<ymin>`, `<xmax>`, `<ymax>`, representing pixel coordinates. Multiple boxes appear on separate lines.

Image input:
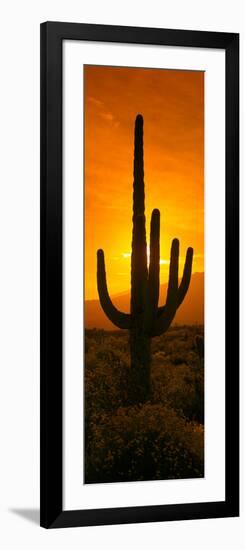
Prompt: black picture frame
<box><xmin>40</xmin><ymin>21</ymin><xmax>239</xmax><ymax>528</ymax></box>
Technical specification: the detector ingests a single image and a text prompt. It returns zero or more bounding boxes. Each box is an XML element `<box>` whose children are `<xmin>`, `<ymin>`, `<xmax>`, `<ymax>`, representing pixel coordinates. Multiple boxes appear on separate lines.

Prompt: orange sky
<box><xmin>84</xmin><ymin>65</ymin><xmax>204</xmax><ymax>301</ymax></box>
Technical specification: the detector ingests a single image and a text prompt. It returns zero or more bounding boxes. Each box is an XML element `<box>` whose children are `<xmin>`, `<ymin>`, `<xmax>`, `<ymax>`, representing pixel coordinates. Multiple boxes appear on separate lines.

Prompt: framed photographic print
<box><xmin>40</xmin><ymin>22</ymin><xmax>239</xmax><ymax>528</ymax></box>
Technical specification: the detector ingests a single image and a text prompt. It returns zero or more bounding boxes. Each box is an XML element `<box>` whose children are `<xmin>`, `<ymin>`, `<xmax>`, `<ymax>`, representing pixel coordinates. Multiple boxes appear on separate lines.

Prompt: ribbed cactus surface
<box><xmin>97</xmin><ymin>115</ymin><xmax>193</xmax><ymax>402</ymax></box>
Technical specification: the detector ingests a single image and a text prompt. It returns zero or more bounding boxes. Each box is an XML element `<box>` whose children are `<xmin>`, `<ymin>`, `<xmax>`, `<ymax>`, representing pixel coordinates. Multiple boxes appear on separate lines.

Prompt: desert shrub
<box><xmin>85</xmin><ymin>403</ymin><xmax>204</xmax><ymax>483</ymax></box>
<box><xmin>151</xmin><ymin>363</ymin><xmax>204</xmax><ymax>423</ymax></box>
<box><xmin>84</xmin><ymin>326</ymin><xmax>204</xmax><ymax>483</ymax></box>
<box><xmin>170</xmin><ymin>353</ymin><xmax>188</xmax><ymax>365</ymax></box>
<box><xmin>85</xmin><ymin>336</ymin><xmax>130</xmax><ymax>418</ymax></box>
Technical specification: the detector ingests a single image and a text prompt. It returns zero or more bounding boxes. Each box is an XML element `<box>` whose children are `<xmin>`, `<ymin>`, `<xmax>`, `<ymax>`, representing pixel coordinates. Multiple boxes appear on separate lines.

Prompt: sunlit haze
<box><xmin>84</xmin><ymin>65</ymin><xmax>204</xmax><ymax>301</ymax></box>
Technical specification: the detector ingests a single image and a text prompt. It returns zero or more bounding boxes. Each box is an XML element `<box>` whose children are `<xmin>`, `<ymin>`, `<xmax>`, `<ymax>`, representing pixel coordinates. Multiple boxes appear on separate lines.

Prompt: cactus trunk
<box><xmin>97</xmin><ymin>114</ymin><xmax>194</xmax><ymax>404</ymax></box>
<box><xmin>130</xmin><ymin>115</ymin><xmax>150</xmax><ymax>401</ymax></box>
<box><xmin>130</xmin><ymin>327</ymin><xmax>151</xmax><ymax>403</ymax></box>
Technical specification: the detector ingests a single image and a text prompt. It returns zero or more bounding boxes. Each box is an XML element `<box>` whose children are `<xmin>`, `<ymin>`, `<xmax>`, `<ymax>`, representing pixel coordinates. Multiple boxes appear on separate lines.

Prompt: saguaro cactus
<box><xmin>97</xmin><ymin>114</ymin><xmax>193</xmax><ymax>402</ymax></box>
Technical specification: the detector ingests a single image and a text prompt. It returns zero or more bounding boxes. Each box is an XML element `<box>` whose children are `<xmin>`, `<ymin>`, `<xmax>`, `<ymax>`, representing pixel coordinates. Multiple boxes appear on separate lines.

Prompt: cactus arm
<box><xmin>150</xmin><ymin>238</ymin><xmax>179</xmax><ymax>337</ymax></box>
<box><xmin>152</xmin><ymin>244</ymin><xmax>193</xmax><ymax>336</ymax></box>
<box><xmin>151</xmin><ymin>307</ymin><xmax>176</xmax><ymax>336</ymax></box>
<box><xmin>177</xmin><ymin>247</ymin><xmax>193</xmax><ymax>306</ymax></box>
<box><xmin>148</xmin><ymin>209</ymin><xmax>160</xmax><ymax>310</ymax></box>
<box><xmin>157</xmin><ymin>246</ymin><xmax>193</xmax><ymax>316</ymax></box>
<box><xmin>97</xmin><ymin>249</ymin><xmax>131</xmax><ymax>329</ymax></box>
<box><xmin>145</xmin><ymin>209</ymin><xmax>160</xmax><ymax>331</ymax></box>
<box><xmin>165</xmin><ymin>238</ymin><xmax>179</xmax><ymax>311</ymax></box>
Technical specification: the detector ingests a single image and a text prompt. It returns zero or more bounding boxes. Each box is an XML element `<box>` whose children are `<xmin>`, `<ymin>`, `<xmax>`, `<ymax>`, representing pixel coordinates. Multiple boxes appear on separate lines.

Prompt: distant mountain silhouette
<box><xmin>85</xmin><ymin>272</ymin><xmax>204</xmax><ymax>329</ymax></box>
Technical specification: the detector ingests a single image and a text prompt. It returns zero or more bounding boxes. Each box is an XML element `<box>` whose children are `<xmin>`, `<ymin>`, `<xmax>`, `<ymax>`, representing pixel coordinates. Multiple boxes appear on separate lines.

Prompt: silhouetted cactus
<box><xmin>97</xmin><ymin>115</ymin><xmax>193</xmax><ymax>402</ymax></box>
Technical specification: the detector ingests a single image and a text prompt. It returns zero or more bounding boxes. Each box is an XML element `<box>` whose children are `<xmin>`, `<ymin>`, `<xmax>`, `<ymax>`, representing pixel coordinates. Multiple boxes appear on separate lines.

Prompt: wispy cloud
<box><xmin>87</xmin><ymin>95</ymin><xmax>119</xmax><ymax>128</ymax></box>
<box><xmin>87</xmin><ymin>96</ymin><xmax>104</xmax><ymax>108</ymax></box>
<box><xmin>100</xmin><ymin>112</ymin><xmax>114</xmax><ymax>122</ymax></box>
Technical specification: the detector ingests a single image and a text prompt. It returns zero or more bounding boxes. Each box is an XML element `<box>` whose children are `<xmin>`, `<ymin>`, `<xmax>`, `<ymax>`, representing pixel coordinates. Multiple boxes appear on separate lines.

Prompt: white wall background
<box><xmin>0</xmin><ymin>0</ymin><xmax>243</xmax><ymax>548</ymax></box>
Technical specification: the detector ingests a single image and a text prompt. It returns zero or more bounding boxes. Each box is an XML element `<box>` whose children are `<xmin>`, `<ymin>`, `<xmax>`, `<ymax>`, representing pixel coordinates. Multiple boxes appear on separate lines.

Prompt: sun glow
<box><xmin>84</xmin><ymin>66</ymin><xmax>204</xmax><ymax>300</ymax></box>
<box><xmin>122</xmin><ymin>248</ymin><xmax>170</xmax><ymax>267</ymax></box>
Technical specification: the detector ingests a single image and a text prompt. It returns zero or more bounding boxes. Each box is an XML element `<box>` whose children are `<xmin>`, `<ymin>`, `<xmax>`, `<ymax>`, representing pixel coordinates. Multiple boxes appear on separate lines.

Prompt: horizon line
<box><xmin>85</xmin><ymin>270</ymin><xmax>204</xmax><ymax>302</ymax></box>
